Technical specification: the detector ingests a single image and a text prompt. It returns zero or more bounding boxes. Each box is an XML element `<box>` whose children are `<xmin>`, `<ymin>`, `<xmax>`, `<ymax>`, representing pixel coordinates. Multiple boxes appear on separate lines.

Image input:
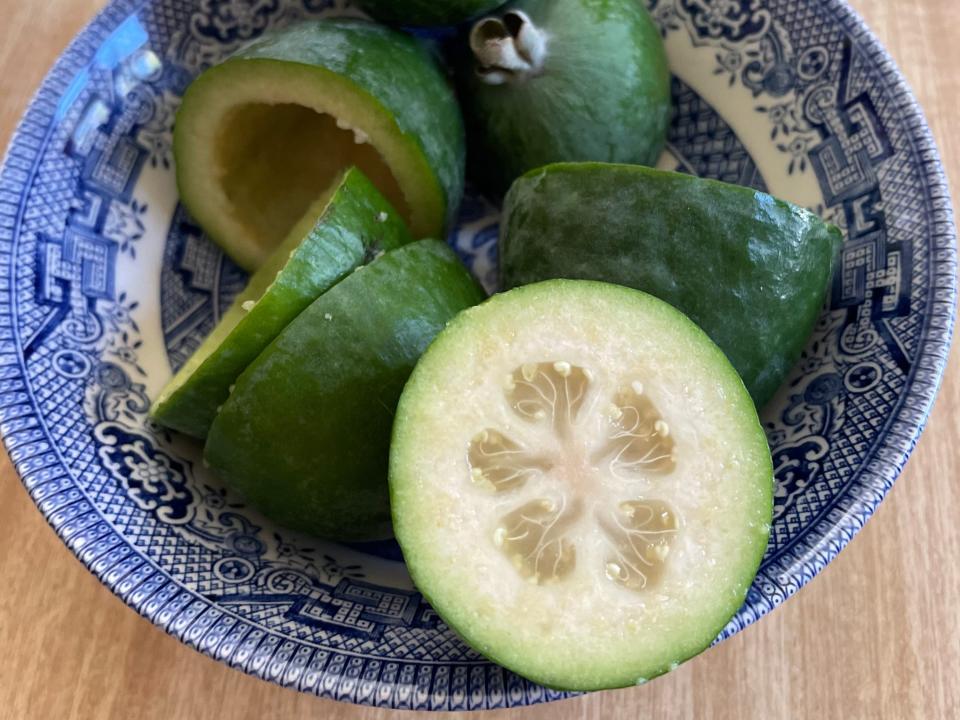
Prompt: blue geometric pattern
<box><xmin>668</xmin><ymin>77</ymin><xmax>769</xmax><ymax>191</ymax></box>
<box><xmin>0</xmin><ymin>0</ymin><xmax>955</xmax><ymax>711</ymax></box>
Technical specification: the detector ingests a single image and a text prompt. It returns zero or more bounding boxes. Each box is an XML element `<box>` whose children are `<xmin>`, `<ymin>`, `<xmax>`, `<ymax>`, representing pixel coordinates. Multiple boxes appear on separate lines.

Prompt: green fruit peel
<box><xmin>150</xmin><ymin>167</ymin><xmax>413</xmax><ymax>438</ymax></box>
<box><xmin>501</xmin><ymin>163</ymin><xmax>844</xmax><ymax>407</ymax></box>
<box><xmin>205</xmin><ymin>239</ymin><xmax>485</xmax><ymax>540</ymax></box>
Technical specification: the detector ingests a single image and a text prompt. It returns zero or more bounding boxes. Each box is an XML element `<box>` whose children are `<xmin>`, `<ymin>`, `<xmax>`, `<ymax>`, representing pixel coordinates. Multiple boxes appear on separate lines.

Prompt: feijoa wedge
<box><xmin>150</xmin><ymin>168</ymin><xmax>412</xmax><ymax>438</ymax></box>
<box><xmin>358</xmin><ymin>0</ymin><xmax>506</xmax><ymax>27</ymax></box>
<box><xmin>205</xmin><ymin>240</ymin><xmax>485</xmax><ymax>541</ymax></box>
<box><xmin>501</xmin><ymin>163</ymin><xmax>844</xmax><ymax>407</ymax></box>
<box><xmin>459</xmin><ymin>0</ymin><xmax>670</xmax><ymax>195</ymax></box>
<box><xmin>175</xmin><ymin>19</ymin><xmax>465</xmax><ymax>270</ymax></box>
<box><xmin>390</xmin><ymin>280</ymin><xmax>772</xmax><ymax>690</ymax></box>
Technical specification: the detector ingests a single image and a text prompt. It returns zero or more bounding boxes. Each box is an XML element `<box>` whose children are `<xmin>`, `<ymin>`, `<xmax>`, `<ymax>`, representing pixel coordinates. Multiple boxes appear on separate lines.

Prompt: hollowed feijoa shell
<box><xmin>204</xmin><ymin>239</ymin><xmax>485</xmax><ymax>541</ymax></box>
<box><xmin>390</xmin><ymin>280</ymin><xmax>773</xmax><ymax>690</ymax></box>
<box><xmin>175</xmin><ymin>19</ymin><xmax>465</xmax><ymax>270</ymax></box>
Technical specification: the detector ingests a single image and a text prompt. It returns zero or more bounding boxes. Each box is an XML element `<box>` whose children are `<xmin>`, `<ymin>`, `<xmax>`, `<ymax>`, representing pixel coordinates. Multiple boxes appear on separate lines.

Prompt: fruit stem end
<box><xmin>470</xmin><ymin>10</ymin><xmax>548</xmax><ymax>85</ymax></box>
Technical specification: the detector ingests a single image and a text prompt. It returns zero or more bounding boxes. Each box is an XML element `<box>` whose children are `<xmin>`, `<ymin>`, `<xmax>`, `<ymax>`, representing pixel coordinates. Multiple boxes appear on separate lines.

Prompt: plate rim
<box><xmin>0</xmin><ymin>0</ymin><xmax>956</xmax><ymax>710</ymax></box>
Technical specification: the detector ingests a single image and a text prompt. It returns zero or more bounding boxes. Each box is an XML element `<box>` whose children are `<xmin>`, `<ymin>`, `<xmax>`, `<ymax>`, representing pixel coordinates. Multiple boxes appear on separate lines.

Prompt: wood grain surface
<box><xmin>0</xmin><ymin>1</ymin><xmax>957</xmax><ymax>718</ymax></box>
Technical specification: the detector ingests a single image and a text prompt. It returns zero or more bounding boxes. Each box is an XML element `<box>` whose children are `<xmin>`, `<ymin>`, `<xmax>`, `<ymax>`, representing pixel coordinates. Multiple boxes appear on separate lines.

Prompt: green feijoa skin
<box><xmin>204</xmin><ymin>239</ymin><xmax>485</xmax><ymax>541</ymax></box>
<box><xmin>150</xmin><ymin>168</ymin><xmax>412</xmax><ymax>439</ymax></box>
<box><xmin>175</xmin><ymin>18</ymin><xmax>465</xmax><ymax>270</ymax></box>
<box><xmin>390</xmin><ymin>280</ymin><xmax>773</xmax><ymax>690</ymax></box>
<box><xmin>357</xmin><ymin>0</ymin><xmax>507</xmax><ymax>27</ymax></box>
<box><xmin>458</xmin><ymin>0</ymin><xmax>670</xmax><ymax>196</ymax></box>
<box><xmin>500</xmin><ymin>163</ymin><xmax>844</xmax><ymax>407</ymax></box>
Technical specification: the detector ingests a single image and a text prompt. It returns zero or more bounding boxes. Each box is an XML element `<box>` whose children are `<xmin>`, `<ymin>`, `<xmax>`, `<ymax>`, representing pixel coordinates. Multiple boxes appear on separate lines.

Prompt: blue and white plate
<box><xmin>1</xmin><ymin>0</ymin><xmax>955</xmax><ymax>710</ymax></box>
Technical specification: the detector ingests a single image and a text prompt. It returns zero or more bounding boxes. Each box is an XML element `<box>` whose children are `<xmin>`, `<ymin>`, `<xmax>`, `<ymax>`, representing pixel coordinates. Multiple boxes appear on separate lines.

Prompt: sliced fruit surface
<box><xmin>150</xmin><ymin>168</ymin><xmax>412</xmax><ymax>438</ymax></box>
<box><xmin>358</xmin><ymin>0</ymin><xmax>506</xmax><ymax>27</ymax></box>
<box><xmin>390</xmin><ymin>280</ymin><xmax>773</xmax><ymax>690</ymax></box>
<box><xmin>205</xmin><ymin>239</ymin><xmax>485</xmax><ymax>541</ymax></box>
<box><xmin>459</xmin><ymin>0</ymin><xmax>670</xmax><ymax>195</ymax></box>
<box><xmin>501</xmin><ymin>163</ymin><xmax>844</xmax><ymax>407</ymax></box>
<box><xmin>175</xmin><ymin>18</ymin><xmax>465</xmax><ymax>270</ymax></box>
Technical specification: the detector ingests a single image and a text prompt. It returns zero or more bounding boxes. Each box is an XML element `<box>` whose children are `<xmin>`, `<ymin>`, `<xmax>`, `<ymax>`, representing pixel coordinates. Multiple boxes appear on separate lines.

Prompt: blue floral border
<box><xmin>0</xmin><ymin>0</ymin><xmax>955</xmax><ymax>710</ymax></box>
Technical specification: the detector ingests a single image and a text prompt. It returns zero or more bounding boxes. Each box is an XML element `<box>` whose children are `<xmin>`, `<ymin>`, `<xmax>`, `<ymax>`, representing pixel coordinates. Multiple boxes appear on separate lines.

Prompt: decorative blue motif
<box><xmin>676</xmin><ymin>0</ymin><xmax>771</xmax><ymax>43</ymax></box>
<box><xmin>668</xmin><ymin>77</ymin><xmax>768</xmax><ymax>190</ymax></box>
<box><xmin>37</xmin><ymin>227</ymin><xmax>116</xmax><ymax>305</ymax></box>
<box><xmin>190</xmin><ymin>0</ymin><xmax>283</xmax><ymax>43</ymax></box>
<box><xmin>0</xmin><ymin>0</ymin><xmax>955</xmax><ymax>711</ymax></box>
<box><xmin>160</xmin><ymin>205</ymin><xmax>247</xmax><ymax>370</ymax></box>
<box><xmin>96</xmin><ymin>421</ymin><xmax>195</xmax><ymax>524</ymax></box>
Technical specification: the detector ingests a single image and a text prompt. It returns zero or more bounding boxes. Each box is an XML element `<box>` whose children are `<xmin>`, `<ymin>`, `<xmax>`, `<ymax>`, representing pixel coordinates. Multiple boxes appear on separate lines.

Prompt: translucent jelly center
<box><xmin>467</xmin><ymin>362</ymin><xmax>681</xmax><ymax>590</ymax></box>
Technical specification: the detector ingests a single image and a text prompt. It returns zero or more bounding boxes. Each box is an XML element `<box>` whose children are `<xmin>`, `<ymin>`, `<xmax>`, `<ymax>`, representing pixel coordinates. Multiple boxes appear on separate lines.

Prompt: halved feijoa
<box><xmin>501</xmin><ymin>163</ymin><xmax>844</xmax><ymax>407</ymax></box>
<box><xmin>175</xmin><ymin>19</ymin><xmax>465</xmax><ymax>270</ymax></box>
<box><xmin>205</xmin><ymin>239</ymin><xmax>485</xmax><ymax>540</ymax></box>
<box><xmin>390</xmin><ymin>280</ymin><xmax>773</xmax><ymax>690</ymax></box>
<box><xmin>390</xmin><ymin>280</ymin><xmax>772</xmax><ymax>689</ymax></box>
<box><xmin>150</xmin><ymin>168</ymin><xmax>411</xmax><ymax>438</ymax></box>
<box><xmin>358</xmin><ymin>0</ymin><xmax>506</xmax><ymax>27</ymax></box>
<box><xmin>458</xmin><ymin>0</ymin><xmax>670</xmax><ymax>195</ymax></box>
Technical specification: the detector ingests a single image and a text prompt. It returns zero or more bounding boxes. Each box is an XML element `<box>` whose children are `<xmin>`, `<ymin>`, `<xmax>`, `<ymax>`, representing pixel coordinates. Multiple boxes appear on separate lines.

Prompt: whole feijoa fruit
<box><xmin>458</xmin><ymin>0</ymin><xmax>670</xmax><ymax>195</ymax></box>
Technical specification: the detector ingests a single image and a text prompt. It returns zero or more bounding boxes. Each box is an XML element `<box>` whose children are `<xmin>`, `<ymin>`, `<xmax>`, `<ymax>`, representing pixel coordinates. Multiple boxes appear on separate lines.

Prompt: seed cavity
<box><xmin>468</xmin><ymin>362</ymin><xmax>684</xmax><ymax>589</ymax></box>
<box><xmin>593</xmin><ymin>382</ymin><xmax>676</xmax><ymax>478</ymax></box>
<box><xmin>494</xmin><ymin>497</ymin><xmax>579</xmax><ymax>584</ymax></box>
<box><xmin>505</xmin><ymin>361</ymin><xmax>592</xmax><ymax>438</ymax></box>
<box><xmin>521</xmin><ymin>363</ymin><xmax>538</xmax><ymax>382</ymax></box>
<box><xmin>467</xmin><ymin>428</ymin><xmax>551</xmax><ymax>493</ymax></box>
<box><xmin>599</xmin><ymin>499</ymin><xmax>680</xmax><ymax>592</ymax></box>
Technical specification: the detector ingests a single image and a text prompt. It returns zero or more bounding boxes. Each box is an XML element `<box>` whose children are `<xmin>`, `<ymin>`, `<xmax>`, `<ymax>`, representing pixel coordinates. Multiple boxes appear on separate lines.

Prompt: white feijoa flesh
<box><xmin>390</xmin><ymin>280</ymin><xmax>772</xmax><ymax>691</ymax></box>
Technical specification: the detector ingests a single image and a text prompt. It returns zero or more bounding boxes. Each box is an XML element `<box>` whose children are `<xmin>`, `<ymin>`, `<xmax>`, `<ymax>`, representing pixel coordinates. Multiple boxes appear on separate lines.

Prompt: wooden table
<box><xmin>1</xmin><ymin>1</ymin><xmax>957</xmax><ymax>718</ymax></box>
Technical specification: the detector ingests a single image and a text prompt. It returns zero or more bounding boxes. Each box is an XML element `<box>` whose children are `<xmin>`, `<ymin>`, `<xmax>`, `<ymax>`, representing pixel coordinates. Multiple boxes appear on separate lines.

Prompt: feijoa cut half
<box><xmin>205</xmin><ymin>239</ymin><xmax>485</xmax><ymax>541</ymax></box>
<box><xmin>150</xmin><ymin>168</ymin><xmax>412</xmax><ymax>438</ymax></box>
<box><xmin>175</xmin><ymin>19</ymin><xmax>465</xmax><ymax>270</ymax></box>
<box><xmin>357</xmin><ymin>0</ymin><xmax>507</xmax><ymax>27</ymax></box>
<box><xmin>501</xmin><ymin>163</ymin><xmax>844</xmax><ymax>407</ymax></box>
<box><xmin>459</xmin><ymin>0</ymin><xmax>670</xmax><ymax>195</ymax></box>
<box><xmin>390</xmin><ymin>280</ymin><xmax>773</xmax><ymax>690</ymax></box>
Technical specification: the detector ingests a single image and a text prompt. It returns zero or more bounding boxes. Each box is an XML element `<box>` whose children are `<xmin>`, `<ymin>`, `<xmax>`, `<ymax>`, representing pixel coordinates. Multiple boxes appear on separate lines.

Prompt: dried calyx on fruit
<box><xmin>470</xmin><ymin>10</ymin><xmax>548</xmax><ymax>85</ymax></box>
